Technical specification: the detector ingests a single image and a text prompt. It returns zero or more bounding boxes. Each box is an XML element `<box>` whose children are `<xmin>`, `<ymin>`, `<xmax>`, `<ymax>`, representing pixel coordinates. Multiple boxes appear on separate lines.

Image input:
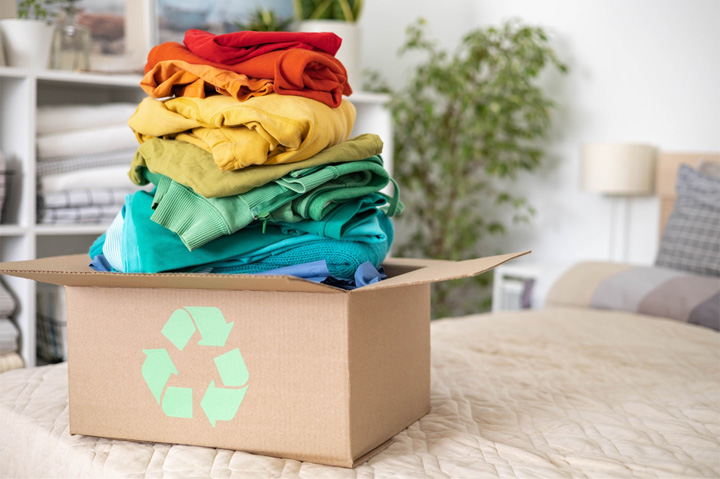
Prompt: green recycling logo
<box><xmin>141</xmin><ymin>307</ymin><xmax>248</xmax><ymax>427</ymax></box>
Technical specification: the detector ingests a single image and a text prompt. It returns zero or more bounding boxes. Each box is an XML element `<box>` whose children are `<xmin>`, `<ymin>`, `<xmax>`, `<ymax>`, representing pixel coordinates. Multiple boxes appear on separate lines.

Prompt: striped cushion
<box><xmin>655</xmin><ymin>165</ymin><xmax>720</xmax><ymax>277</ymax></box>
<box><xmin>547</xmin><ymin>262</ymin><xmax>720</xmax><ymax>331</ymax></box>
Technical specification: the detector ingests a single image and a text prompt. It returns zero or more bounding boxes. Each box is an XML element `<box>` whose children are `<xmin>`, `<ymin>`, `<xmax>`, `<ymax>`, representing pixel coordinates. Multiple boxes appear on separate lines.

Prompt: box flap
<box><xmin>357</xmin><ymin>251</ymin><xmax>531</xmax><ymax>291</ymax></box>
<box><xmin>0</xmin><ymin>254</ymin><xmax>343</xmax><ymax>293</ymax></box>
<box><xmin>0</xmin><ymin>251</ymin><xmax>529</xmax><ymax>293</ymax></box>
<box><xmin>378</xmin><ymin>256</ymin><xmax>453</xmax><ymax>278</ymax></box>
<box><xmin>380</xmin><ymin>257</ymin><xmax>453</xmax><ymax>268</ymax></box>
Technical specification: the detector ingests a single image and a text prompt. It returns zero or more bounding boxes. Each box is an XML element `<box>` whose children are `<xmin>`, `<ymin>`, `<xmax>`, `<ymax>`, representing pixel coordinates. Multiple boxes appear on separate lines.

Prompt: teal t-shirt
<box><xmin>92</xmin><ymin>190</ymin><xmax>393</xmax><ymax>279</ymax></box>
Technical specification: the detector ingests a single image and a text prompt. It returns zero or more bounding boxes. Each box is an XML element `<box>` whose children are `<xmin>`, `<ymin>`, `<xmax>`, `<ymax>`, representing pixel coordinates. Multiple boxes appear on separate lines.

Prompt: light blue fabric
<box><xmin>89</xmin><ymin>254</ymin><xmax>112</xmax><ymax>272</ymax></box>
<box><xmin>255</xmin><ymin>260</ymin><xmax>332</xmax><ymax>283</ymax></box>
<box><xmin>253</xmin><ymin>259</ymin><xmax>385</xmax><ymax>290</ymax></box>
<box><xmin>352</xmin><ymin>261</ymin><xmax>385</xmax><ymax>287</ymax></box>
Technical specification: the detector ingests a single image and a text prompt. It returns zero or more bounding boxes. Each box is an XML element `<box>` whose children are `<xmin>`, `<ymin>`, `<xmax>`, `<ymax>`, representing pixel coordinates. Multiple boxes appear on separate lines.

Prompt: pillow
<box><xmin>546</xmin><ymin>261</ymin><xmax>720</xmax><ymax>331</ymax></box>
<box><xmin>655</xmin><ymin>165</ymin><xmax>720</xmax><ymax>277</ymax></box>
<box><xmin>698</xmin><ymin>159</ymin><xmax>720</xmax><ymax>178</ymax></box>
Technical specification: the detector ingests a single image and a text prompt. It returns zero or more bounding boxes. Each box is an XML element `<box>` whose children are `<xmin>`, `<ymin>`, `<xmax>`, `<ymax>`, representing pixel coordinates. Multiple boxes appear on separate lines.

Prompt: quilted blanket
<box><xmin>1</xmin><ymin>308</ymin><xmax>719</xmax><ymax>478</ymax></box>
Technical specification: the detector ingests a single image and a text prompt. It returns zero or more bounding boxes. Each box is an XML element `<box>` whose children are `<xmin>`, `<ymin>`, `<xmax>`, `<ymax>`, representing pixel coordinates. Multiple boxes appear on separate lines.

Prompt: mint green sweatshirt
<box><xmin>144</xmin><ymin>155</ymin><xmax>401</xmax><ymax>251</ymax></box>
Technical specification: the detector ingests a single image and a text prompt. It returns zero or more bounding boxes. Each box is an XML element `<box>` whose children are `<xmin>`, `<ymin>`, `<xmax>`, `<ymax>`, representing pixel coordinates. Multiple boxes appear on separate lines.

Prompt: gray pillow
<box><xmin>655</xmin><ymin>165</ymin><xmax>720</xmax><ymax>277</ymax></box>
<box><xmin>698</xmin><ymin>160</ymin><xmax>720</xmax><ymax>179</ymax></box>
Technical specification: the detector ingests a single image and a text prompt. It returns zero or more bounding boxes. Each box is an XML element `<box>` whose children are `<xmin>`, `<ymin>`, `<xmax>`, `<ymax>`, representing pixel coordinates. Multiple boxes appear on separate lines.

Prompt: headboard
<box><xmin>656</xmin><ymin>152</ymin><xmax>720</xmax><ymax>237</ymax></box>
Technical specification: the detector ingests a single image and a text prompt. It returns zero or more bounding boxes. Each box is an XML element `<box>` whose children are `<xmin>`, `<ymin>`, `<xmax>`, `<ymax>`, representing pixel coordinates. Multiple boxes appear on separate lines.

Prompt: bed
<box><xmin>1</xmin><ymin>152</ymin><xmax>719</xmax><ymax>478</ymax></box>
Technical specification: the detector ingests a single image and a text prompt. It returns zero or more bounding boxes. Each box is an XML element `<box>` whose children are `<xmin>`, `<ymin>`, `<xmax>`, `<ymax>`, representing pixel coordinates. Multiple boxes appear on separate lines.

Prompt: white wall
<box><xmin>359</xmin><ymin>0</ymin><xmax>720</xmax><ymax>265</ymax></box>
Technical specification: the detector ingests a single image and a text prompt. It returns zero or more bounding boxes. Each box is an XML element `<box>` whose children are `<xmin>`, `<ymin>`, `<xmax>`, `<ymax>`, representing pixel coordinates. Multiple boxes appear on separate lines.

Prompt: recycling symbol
<box><xmin>141</xmin><ymin>307</ymin><xmax>249</xmax><ymax>427</ymax></box>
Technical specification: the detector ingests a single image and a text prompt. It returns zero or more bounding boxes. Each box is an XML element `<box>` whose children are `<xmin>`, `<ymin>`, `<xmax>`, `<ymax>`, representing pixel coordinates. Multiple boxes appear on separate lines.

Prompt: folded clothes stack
<box><xmin>36</xmin><ymin>103</ymin><xmax>145</xmax><ymax>224</ymax></box>
<box><xmin>89</xmin><ymin>30</ymin><xmax>402</xmax><ymax>290</ymax></box>
<box><xmin>0</xmin><ymin>280</ymin><xmax>23</xmax><ymax>373</ymax></box>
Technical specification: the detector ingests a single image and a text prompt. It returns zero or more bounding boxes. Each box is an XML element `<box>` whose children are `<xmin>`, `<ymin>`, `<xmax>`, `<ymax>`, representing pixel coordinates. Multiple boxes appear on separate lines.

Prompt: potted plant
<box><xmin>0</xmin><ymin>0</ymin><xmax>57</xmax><ymax>69</ymax></box>
<box><xmin>293</xmin><ymin>0</ymin><xmax>362</xmax><ymax>90</ymax></box>
<box><xmin>368</xmin><ymin>19</ymin><xmax>567</xmax><ymax>318</ymax></box>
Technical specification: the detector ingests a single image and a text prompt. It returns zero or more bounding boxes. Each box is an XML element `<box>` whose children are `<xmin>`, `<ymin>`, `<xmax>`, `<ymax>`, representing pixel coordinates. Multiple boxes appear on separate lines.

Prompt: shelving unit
<box><xmin>0</xmin><ymin>67</ymin><xmax>392</xmax><ymax>367</ymax></box>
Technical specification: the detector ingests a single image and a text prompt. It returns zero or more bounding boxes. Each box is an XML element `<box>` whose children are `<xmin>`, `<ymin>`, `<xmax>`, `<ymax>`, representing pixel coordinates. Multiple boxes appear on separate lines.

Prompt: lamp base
<box><xmin>608</xmin><ymin>196</ymin><xmax>632</xmax><ymax>263</ymax></box>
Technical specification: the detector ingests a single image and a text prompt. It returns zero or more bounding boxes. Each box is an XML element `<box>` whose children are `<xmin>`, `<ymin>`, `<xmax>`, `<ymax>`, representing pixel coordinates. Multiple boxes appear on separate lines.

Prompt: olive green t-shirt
<box><xmin>128</xmin><ymin>134</ymin><xmax>384</xmax><ymax>199</ymax></box>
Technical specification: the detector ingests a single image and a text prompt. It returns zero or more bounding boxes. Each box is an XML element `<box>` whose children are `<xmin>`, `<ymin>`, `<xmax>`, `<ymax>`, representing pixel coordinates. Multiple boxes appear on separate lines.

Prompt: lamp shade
<box><xmin>581</xmin><ymin>143</ymin><xmax>657</xmax><ymax>195</ymax></box>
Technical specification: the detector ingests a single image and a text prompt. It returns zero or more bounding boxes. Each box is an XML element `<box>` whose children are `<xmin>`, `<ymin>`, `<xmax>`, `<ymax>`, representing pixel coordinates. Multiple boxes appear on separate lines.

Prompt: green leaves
<box><xmin>235</xmin><ymin>8</ymin><xmax>293</xmax><ymax>32</ymax></box>
<box><xmin>376</xmin><ymin>18</ymin><xmax>567</xmax><ymax>317</ymax></box>
<box><xmin>17</xmin><ymin>0</ymin><xmax>51</xmax><ymax>20</ymax></box>
<box><xmin>293</xmin><ymin>0</ymin><xmax>363</xmax><ymax>22</ymax></box>
<box><xmin>16</xmin><ymin>0</ymin><xmax>80</xmax><ymax>21</ymax></box>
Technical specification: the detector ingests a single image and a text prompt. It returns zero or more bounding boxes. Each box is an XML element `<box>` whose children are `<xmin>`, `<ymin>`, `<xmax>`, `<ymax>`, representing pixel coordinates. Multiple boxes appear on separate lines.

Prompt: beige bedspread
<box><xmin>1</xmin><ymin>307</ymin><xmax>719</xmax><ymax>478</ymax></box>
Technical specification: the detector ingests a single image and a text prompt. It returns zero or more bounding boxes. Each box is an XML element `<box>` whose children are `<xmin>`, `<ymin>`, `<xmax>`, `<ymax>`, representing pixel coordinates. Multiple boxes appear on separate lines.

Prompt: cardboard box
<box><xmin>0</xmin><ymin>251</ymin><xmax>527</xmax><ymax>467</ymax></box>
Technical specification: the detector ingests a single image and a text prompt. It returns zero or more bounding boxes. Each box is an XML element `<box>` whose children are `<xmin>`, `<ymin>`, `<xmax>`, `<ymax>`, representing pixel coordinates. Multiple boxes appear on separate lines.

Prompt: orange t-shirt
<box><xmin>142</xmin><ymin>60</ymin><xmax>274</xmax><ymax>101</ymax></box>
<box><xmin>145</xmin><ymin>42</ymin><xmax>352</xmax><ymax>108</ymax></box>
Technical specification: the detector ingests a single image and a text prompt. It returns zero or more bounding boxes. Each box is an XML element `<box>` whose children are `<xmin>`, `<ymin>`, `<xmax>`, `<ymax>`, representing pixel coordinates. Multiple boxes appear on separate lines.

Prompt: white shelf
<box><xmin>36</xmin><ymin>70</ymin><xmax>142</xmax><ymax>87</ymax></box>
<box><xmin>2</xmin><ymin>224</ymin><xmax>109</xmax><ymax>236</ymax></box>
<box><xmin>0</xmin><ymin>225</ymin><xmax>27</xmax><ymax>236</ymax></box>
<box><xmin>0</xmin><ymin>67</ymin><xmax>142</xmax><ymax>87</ymax></box>
<box><xmin>0</xmin><ymin>67</ymin><xmax>26</xmax><ymax>79</ymax></box>
<box><xmin>34</xmin><ymin>224</ymin><xmax>111</xmax><ymax>236</ymax></box>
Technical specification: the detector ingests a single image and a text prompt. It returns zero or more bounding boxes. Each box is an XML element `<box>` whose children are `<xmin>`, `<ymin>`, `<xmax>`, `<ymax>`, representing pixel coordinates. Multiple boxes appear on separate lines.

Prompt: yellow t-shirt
<box><xmin>128</xmin><ymin>94</ymin><xmax>356</xmax><ymax>171</ymax></box>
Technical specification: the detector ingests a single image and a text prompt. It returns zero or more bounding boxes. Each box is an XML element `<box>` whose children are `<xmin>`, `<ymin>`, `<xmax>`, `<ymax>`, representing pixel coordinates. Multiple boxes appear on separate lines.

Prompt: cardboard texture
<box><xmin>0</xmin><ymin>250</ymin><xmax>528</xmax><ymax>467</ymax></box>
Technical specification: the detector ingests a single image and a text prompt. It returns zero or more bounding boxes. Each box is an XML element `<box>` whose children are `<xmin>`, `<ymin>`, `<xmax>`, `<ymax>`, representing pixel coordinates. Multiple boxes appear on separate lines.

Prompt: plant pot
<box><xmin>0</xmin><ymin>19</ymin><xmax>55</xmax><ymax>70</ymax></box>
<box><xmin>299</xmin><ymin>19</ymin><xmax>361</xmax><ymax>93</ymax></box>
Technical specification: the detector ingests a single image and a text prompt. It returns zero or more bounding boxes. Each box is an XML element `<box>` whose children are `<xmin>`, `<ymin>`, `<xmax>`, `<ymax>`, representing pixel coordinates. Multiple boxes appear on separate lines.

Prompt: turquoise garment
<box><xmin>92</xmin><ymin>190</ymin><xmax>393</xmax><ymax>278</ymax></box>
<box><xmin>276</xmin><ymin>193</ymin><xmax>389</xmax><ymax>240</ymax></box>
<box><xmin>142</xmin><ymin>155</ymin><xmax>398</xmax><ymax>251</ymax></box>
<box><xmin>89</xmin><ymin>233</ymin><xmax>105</xmax><ymax>258</ymax></box>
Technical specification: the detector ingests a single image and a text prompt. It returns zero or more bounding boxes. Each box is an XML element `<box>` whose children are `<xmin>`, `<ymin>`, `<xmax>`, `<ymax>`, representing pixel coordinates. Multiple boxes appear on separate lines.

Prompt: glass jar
<box><xmin>50</xmin><ymin>9</ymin><xmax>91</xmax><ymax>71</ymax></box>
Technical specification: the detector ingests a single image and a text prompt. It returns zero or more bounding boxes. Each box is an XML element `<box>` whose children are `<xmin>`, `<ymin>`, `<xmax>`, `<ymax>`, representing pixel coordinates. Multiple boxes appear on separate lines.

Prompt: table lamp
<box><xmin>581</xmin><ymin>143</ymin><xmax>657</xmax><ymax>262</ymax></box>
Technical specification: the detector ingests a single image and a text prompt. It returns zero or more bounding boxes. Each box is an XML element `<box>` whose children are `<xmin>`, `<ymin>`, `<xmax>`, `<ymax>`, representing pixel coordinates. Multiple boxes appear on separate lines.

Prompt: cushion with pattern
<box><xmin>655</xmin><ymin>165</ymin><xmax>720</xmax><ymax>277</ymax></box>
